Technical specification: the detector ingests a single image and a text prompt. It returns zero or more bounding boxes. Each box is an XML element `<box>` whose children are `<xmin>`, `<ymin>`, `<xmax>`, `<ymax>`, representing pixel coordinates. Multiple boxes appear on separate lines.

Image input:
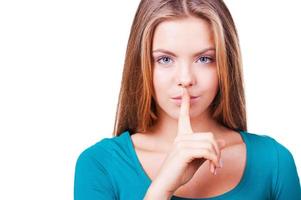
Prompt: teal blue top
<box><xmin>74</xmin><ymin>130</ymin><xmax>301</xmax><ymax>200</ymax></box>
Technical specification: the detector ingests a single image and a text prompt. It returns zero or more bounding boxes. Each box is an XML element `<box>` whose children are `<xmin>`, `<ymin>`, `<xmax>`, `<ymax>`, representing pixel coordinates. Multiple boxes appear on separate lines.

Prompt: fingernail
<box><xmin>214</xmin><ymin>168</ymin><xmax>217</xmax><ymax>175</ymax></box>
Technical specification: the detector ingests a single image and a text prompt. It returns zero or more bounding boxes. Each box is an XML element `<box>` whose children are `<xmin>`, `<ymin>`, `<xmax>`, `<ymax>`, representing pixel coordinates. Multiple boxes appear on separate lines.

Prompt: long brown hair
<box><xmin>113</xmin><ymin>0</ymin><xmax>247</xmax><ymax>136</ymax></box>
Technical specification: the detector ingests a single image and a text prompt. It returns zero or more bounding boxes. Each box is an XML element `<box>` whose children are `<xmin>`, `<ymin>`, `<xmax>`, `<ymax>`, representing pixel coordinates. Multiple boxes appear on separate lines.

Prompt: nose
<box><xmin>176</xmin><ymin>63</ymin><xmax>196</xmax><ymax>88</ymax></box>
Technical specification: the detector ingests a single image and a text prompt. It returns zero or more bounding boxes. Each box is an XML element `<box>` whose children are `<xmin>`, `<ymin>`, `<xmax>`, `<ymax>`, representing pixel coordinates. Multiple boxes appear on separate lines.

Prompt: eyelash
<box><xmin>156</xmin><ymin>56</ymin><xmax>215</xmax><ymax>65</ymax></box>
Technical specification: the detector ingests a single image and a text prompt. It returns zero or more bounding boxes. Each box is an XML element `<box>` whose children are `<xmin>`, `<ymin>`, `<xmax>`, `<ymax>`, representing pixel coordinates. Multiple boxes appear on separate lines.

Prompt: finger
<box><xmin>208</xmin><ymin>160</ymin><xmax>212</xmax><ymax>172</ymax></box>
<box><xmin>210</xmin><ymin>139</ymin><xmax>225</xmax><ymax>167</ymax></box>
<box><xmin>183</xmin><ymin>148</ymin><xmax>219</xmax><ymax>167</ymax></box>
<box><xmin>177</xmin><ymin>139</ymin><xmax>221</xmax><ymax>172</ymax></box>
<box><xmin>176</xmin><ymin>133</ymin><xmax>225</xmax><ymax>167</ymax></box>
<box><xmin>210</xmin><ymin>161</ymin><xmax>215</xmax><ymax>174</ymax></box>
<box><xmin>176</xmin><ymin>137</ymin><xmax>222</xmax><ymax>165</ymax></box>
<box><xmin>213</xmin><ymin>140</ymin><xmax>225</xmax><ymax>168</ymax></box>
<box><xmin>177</xmin><ymin>87</ymin><xmax>193</xmax><ymax>135</ymax></box>
<box><xmin>175</xmin><ymin>140</ymin><xmax>218</xmax><ymax>154</ymax></box>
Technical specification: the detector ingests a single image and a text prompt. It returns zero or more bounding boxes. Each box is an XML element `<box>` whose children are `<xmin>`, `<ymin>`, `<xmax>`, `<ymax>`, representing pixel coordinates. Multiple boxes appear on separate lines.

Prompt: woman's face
<box><xmin>152</xmin><ymin>17</ymin><xmax>219</xmax><ymax>120</ymax></box>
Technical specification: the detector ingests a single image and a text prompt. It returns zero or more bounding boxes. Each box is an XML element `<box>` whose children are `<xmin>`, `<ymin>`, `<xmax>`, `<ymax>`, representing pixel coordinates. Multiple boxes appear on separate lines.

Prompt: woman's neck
<box><xmin>146</xmin><ymin>109</ymin><xmax>228</xmax><ymax>146</ymax></box>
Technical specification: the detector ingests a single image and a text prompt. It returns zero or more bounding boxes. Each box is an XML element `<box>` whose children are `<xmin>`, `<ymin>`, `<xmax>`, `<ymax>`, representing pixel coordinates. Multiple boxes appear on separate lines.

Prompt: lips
<box><xmin>171</xmin><ymin>96</ymin><xmax>200</xmax><ymax>106</ymax></box>
<box><xmin>172</xmin><ymin>96</ymin><xmax>199</xmax><ymax>100</ymax></box>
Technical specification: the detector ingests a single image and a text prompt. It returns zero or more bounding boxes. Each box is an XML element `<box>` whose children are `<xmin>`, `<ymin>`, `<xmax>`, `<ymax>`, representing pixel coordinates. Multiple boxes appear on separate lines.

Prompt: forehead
<box><xmin>152</xmin><ymin>17</ymin><xmax>215</xmax><ymax>53</ymax></box>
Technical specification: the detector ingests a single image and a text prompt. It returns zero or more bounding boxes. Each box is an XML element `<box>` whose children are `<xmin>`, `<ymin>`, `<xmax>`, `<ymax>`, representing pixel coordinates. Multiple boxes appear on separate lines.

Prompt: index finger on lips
<box><xmin>177</xmin><ymin>87</ymin><xmax>193</xmax><ymax>135</ymax></box>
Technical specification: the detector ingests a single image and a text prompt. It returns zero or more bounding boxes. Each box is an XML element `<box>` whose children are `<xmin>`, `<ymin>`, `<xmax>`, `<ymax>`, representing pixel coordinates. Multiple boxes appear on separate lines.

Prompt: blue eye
<box><xmin>198</xmin><ymin>56</ymin><xmax>214</xmax><ymax>64</ymax></box>
<box><xmin>157</xmin><ymin>56</ymin><xmax>172</xmax><ymax>64</ymax></box>
<box><xmin>155</xmin><ymin>55</ymin><xmax>214</xmax><ymax>65</ymax></box>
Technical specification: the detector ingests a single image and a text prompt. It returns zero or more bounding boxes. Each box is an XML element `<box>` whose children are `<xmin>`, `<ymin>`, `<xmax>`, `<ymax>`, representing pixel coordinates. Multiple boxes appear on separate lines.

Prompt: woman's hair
<box><xmin>113</xmin><ymin>0</ymin><xmax>247</xmax><ymax>136</ymax></box>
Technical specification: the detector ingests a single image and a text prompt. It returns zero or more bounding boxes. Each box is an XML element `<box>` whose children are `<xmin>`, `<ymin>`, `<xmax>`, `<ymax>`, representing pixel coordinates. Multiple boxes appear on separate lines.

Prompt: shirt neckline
<box><xmin>124</xmin><ymin>130</ymin><xmax>251</xmax><ymax>200</ymax></box>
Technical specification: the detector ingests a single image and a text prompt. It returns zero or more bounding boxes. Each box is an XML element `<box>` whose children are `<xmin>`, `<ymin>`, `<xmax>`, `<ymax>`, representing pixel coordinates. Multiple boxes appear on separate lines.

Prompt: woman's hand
<box><xmin>149</xmin><ymin>87</ymin><xmax>226</xmax><ymax>197</ymax></box>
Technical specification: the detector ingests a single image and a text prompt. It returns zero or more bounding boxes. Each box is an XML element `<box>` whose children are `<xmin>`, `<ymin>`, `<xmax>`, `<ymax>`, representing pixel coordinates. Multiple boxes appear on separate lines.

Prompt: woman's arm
<box><xmin>143</xmin><ymin>180</ymin><xmax>173</xmax><ymax>200</ymax></box>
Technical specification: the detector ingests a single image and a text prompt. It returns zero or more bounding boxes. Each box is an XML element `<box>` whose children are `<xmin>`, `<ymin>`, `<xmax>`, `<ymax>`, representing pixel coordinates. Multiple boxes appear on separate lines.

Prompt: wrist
<box><xmin>144</xmin><ymin>183</ymin><xmax>173</xmax><ymax>200</ymax></box>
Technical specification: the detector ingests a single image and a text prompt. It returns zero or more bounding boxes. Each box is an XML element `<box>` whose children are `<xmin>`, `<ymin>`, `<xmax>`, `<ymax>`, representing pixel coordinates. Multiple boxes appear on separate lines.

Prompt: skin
<box><xmin>135</xmin><ymin>17</ymin><xmax>247</xmax><ymax>199</ymax></box>
<box><xmin>151</xmin><ymin>16</ymin><xmax>222</xmax><ymax>143</ymax></box>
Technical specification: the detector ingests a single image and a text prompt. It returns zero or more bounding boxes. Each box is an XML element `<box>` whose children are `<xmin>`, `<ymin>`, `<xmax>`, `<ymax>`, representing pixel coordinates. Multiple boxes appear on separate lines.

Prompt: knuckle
<box><xmin>214</xmin><ymin>153</ymin><xmax>218</xmax><ymax>160</ymax></box>
<box><xmin>207</xmin><ymin>132</ymin><xmax>214</xmax><ymax>139</ymax></box>
<box><xmin>209</xmin><ymin>142</ymin><xmax>214</xmax><ymax>150</ymax></box>
<box><xmin>174</xmin><ymin>135</ymin><xmax>184</xmax><ymax>143</ymax></box>
<box><xmin>202</xmin><ymin>148</ymin><xmax>210</xmax><ymax>155</ymax></box>
<box><xmin>174</xmin><ymin>136</ymin><xmax>180</xmax><ymax>143</ymax></box>
<box><xmin>214</xmin><ymin>156</ymin><xmax>219</xmax><ymax>164</ymax></box>
<box><xmin>179</xmin><ymin>149</ymin><xmax>187</xmax><ymax>158</ymax></box>
<box><xmin>194</xmin><ymin>133</ymin><xmax>203</xmax><ymax>139</ymax></box>
<box><xmin>198</xmin><ymin>133</ymin><xmax>205</xmax><ymax>139</ymax></box>
<box><xmin>175</xmin><ymin>142</ymin><xmax>183</xmax><ymax>150</ymax></box>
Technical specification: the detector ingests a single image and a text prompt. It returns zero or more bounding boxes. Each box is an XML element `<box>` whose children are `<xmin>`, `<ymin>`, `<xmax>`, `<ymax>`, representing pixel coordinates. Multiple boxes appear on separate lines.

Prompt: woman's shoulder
<box><xmin>74</xmin><ymin>134</ymin><xmax>127</xmax><ymax>199</ymax></box>
<box><xmin>76</xmin><ymin>131</ymin><xmax>130</xmax><ymax>166</ymax></box>
<box><xmin>243</xmin><ymin>130</ymin><xmax>293</xmax><ymax>157</ymax></box>
<box><xmin>243</xmin><ymin>131</ymin><xmax>298</xmax><ymax>176</ymax></box>
<box><xmin>245</xmin><ymin>131</ymin><xmax>301</xmax><ymax>197</ymax></box>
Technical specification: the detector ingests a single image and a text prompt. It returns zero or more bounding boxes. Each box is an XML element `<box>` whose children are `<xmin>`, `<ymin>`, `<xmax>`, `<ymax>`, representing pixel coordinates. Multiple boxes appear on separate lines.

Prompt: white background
<box><xmin>0</xmin><ymin>0</ymin><xmax>300</xmax><ymax>199</ymax></box>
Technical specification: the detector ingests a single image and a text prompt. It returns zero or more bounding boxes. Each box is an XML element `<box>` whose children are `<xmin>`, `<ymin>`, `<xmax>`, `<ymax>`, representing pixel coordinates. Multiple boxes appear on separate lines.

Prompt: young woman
<box><xmin>74</xmin><ymin>0</ymin><xmax>301</xmax><ymax>199</ymax></box>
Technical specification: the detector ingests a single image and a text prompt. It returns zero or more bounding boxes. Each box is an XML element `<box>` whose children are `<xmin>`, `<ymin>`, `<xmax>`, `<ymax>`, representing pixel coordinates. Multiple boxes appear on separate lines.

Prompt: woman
<box><xmin>74</xmin><ymin>0</ymin><xmax>301</xmax><ymax>199</ymax></box>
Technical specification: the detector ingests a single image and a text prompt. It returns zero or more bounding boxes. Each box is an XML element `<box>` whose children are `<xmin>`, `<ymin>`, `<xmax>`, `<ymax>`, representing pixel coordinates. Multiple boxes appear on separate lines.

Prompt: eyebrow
<box><xmin>152</xmin><ymin>47</ymin><xmax>215</xmax><ymax>57</ymax></box>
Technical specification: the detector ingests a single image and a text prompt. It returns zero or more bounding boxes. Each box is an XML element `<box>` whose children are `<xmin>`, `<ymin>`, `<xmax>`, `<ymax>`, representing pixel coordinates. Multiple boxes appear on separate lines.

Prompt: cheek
<box><xmin>153</xmin><ymin>68</ymin><xmax>171</xmax><ymax>97</ymax></box>
<box><xmin>199</xmin><ymin>69</ymin><xmax>219</xmax><ymax>93</ymax></box>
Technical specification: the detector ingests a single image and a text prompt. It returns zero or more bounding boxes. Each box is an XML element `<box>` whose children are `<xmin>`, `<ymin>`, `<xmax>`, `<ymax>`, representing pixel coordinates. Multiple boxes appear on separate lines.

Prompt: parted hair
<box><xmin>113</xmin><ymin>0</ymin><xmax>247</xmax><ymax>136</ymax></box>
